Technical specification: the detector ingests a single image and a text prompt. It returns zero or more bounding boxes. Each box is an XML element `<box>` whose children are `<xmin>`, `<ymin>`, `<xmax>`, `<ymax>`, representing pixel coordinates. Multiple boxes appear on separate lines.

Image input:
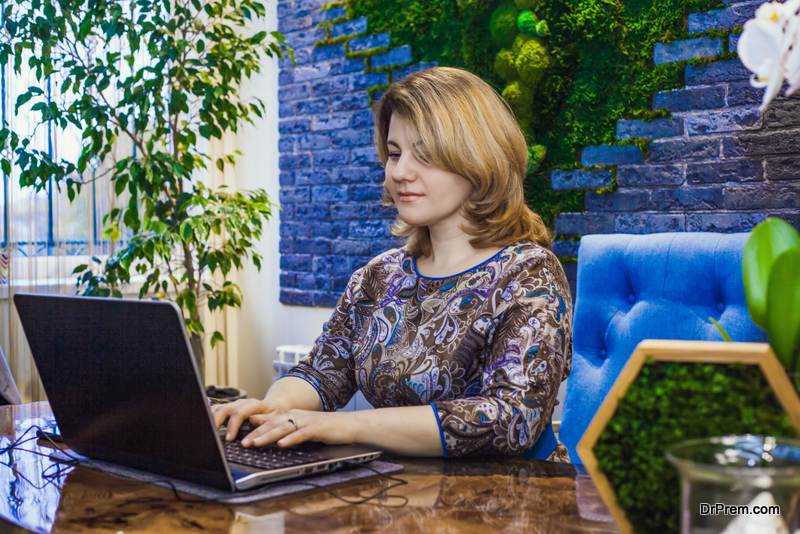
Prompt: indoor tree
<box><xmin>0</xmin><ymin>0</ymin><xmax>292</xmax><ymax>375</ymax></box>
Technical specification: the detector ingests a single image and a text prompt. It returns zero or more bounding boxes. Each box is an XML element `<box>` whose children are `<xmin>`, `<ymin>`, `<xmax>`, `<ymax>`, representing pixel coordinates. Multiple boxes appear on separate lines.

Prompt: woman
<box><xmin>212</xmin><ymin>67</ymin><xmax>573</xmax><ymax>460</ymax></box>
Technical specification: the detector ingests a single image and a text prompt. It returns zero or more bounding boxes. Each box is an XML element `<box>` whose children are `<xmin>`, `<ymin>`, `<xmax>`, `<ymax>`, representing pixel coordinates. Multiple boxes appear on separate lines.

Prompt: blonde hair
<box><xmin>373</xmin><ymin>66</ymin><xmax>552</xmax><ymax>258</ymax></box>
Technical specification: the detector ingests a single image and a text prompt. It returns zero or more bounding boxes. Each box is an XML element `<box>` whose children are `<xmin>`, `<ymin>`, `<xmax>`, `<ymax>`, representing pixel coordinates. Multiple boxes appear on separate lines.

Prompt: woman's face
<box><xmin>384</xmin><ymin>114</ymin><xmax>474</xmax><ymax>231</ymax></box>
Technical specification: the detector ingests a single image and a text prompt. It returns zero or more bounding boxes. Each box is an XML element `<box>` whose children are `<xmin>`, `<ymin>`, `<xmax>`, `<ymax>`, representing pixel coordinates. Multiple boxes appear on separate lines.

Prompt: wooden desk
<box><xmin>0</xmin><ymin>402</ymin><xmax>620</xmax><ymax>533</ymax></box>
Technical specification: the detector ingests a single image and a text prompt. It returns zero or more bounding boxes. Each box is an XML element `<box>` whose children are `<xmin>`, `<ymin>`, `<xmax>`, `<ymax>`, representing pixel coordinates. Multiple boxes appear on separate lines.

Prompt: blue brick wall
<box><xmin>278</xmin><ymin>0</ymin><xmax>799</xmax><ymax>307</ymax></box>
<box><xmin>553</xmin><ymin>0</ymin><xmax>800</xmax><ymax>269</ymax></box>
<box><xmin>277</xmin><ymin>0</ymin><xmax>431</xmax><ymax>306</ymax></box>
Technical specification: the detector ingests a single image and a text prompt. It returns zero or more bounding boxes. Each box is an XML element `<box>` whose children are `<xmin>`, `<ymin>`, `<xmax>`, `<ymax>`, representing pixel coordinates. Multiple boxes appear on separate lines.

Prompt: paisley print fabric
<box><xmin>546</xmin><ymin>442</ymin><xmax>571</xmax><ymax>463</ymax></box>
<box><xmin>286</xmin><ymin>242</ymin><xmax>573</xmax><ymax>458</ymax></box>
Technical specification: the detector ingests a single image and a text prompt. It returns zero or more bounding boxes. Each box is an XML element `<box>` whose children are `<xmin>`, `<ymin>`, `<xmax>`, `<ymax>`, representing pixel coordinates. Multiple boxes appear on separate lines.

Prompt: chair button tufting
<box><xmin>628</xmin><ymin>294</ymin><xmax>636</xmax><ymax>304</ymax></box>
<box><xmin>716</xmin><ymin>302</ymin><xmax>725</xmax><ymax>314</ymax></box>
<box><xmin>599</xmin><ymin>349</ymin><xmax>607</xmax><ymax>358</ymax></box>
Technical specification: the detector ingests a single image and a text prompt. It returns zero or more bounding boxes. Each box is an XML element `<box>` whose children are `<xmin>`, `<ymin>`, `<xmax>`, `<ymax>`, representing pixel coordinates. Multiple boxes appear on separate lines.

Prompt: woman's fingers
<box><xmin>212</xmin><ymin>399</ymin><xmax>277</xmax><ymax>440</ymax></box>
<box><xmin>248</xmin><ymin>414</ymin><xmax>271</xmax><ymax>426</ymax></box>
<box><xmin>239</xmin><ymin>410</ymin><xmax>355</xmax><ymax>448</ymax></box>
<box><xmin>210</xmin><ymin>400</ymin><xmax>244</xmax><ymax>428</ymax></box>
<box><xmin>241</xmin><ymin>417</ymin><xmax>298</xmax><ymax>447</ymax></box>
<box><xmin>277</xmin><ymin>426</ymin><xmax>314</xmax><ymax>448</ymax></box>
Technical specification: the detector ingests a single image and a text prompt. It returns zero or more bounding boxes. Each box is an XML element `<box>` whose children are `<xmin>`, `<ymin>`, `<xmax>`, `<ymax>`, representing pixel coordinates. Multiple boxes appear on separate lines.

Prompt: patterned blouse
<box><xmin>286</xmin><ymin>241</ymin><xmax>574</xmax><ymax>459</ymax></box>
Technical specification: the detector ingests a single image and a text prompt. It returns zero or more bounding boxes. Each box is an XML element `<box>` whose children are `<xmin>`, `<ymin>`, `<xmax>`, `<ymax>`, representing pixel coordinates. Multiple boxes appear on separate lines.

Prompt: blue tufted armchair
<box><xmin>558</xmin><ymin>232</ymin><xmax>767</xmax><ymax>464</ymax></box>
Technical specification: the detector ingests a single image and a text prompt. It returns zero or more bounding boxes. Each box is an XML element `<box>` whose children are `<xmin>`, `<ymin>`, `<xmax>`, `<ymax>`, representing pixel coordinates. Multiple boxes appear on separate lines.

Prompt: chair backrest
<box><xmin>0</xmin><ymin>345</ymin><xmax>21</xmax><ymax>405</ymax></box>
<box><xmin>559</xmin><ymin>233</ymin><xmax>766</xmax><ymax>463</ymax></box>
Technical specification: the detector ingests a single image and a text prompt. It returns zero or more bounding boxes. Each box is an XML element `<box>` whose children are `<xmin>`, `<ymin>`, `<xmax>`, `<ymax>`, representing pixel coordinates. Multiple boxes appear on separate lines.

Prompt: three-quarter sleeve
<box><xmin>284</xmin><ymin>269</ymin><xmax>364</xmax><ymax>411</ymax></box>
<box><xmin>431</xmin><ymin>252</ymin><xmax>573</xmax><ymax>457</ymax></box>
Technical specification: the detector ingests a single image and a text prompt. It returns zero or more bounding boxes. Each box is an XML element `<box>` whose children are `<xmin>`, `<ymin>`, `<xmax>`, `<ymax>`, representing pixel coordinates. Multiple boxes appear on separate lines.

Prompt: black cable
<box><xmin>20</xmin><ymin>424</ymin><xmax>409</xmax><ymax>506</ymax></box>
<box><xmin>281</xmin><ymin>462</ymin><xmax>408</xmax><ymax>506</ymax></box>
<box><xmin>0</xmin><ymin>426</ymin><xmax>73</xmax><ymax>491</ymax></box>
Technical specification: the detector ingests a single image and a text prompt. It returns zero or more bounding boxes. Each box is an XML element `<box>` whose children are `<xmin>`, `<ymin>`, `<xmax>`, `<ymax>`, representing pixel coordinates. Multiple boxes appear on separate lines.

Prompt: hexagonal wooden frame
<box><xmin>576</xmin><ymin>340</ymin><xmax>800</xmax><ymax>534</ymax></box>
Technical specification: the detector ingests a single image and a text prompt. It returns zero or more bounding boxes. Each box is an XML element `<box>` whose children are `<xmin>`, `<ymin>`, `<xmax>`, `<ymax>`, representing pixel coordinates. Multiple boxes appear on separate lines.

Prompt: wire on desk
<box><xmin>18</xmin><ymin>424</ymin><xmax>409</xmax><ymax>506</ymax></box>
<box><xmin>0</xmin><ymin>425</ymin><xmax>74</xmax><ymax>491</ymax></box>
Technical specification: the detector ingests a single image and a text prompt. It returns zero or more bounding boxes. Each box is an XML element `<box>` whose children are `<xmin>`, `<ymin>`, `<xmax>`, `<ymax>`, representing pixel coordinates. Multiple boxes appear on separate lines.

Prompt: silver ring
<box><xmin>287</xmin><ymin>418</ymin><xmax>298</xmax><ymax>432</ymax></box>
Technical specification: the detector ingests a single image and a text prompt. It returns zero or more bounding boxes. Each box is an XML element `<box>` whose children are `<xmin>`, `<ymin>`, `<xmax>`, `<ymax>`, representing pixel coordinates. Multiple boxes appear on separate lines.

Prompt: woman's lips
<box><xmin>398</xmin><ymin>193</ymin><xmax>423</xmax><ymax>202</ymax></box>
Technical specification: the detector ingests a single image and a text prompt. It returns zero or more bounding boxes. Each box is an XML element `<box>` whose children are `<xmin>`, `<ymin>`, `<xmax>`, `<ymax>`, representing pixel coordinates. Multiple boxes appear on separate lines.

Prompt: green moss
<box><xmin>495</xmin><ymin>48</ymin><xmax>519</xmax><ymax>82</ymax></box>
<box><xmin>314</xmin><ymin>35</ymin><xmax>351</xmax><ymax>47</ymax></box>
<box><xmin>348</xmin><ymin>0</ymin><xmax>500</xmax><ymax>81</ymax></box>
<box><xmin>367</xmin><ymin>84</ymin><xmax>392</xmax><ymax>105</ymax></box>
<box><xmin>502</xmin><ymin>81</ymin><xmax>535</xmax><ymax>132</ymax></box>
<box><xmin>557</xmin><ymin>233</ymin><xmax>583</xmax><ymax>241</ymax></box>
<box><xmin>617</xmin><ymin>136</ymin><xmax>653</xmax><ymax>160</ymax></box>
<box><xmin>345</xmin><ymin>0</ymin><xmax>723</xmax><ymax>229</ymax></box>
<box><xmin>593</xmin><ymin>170</ymin><xmax>617</xmax><ymax>194</ymax></box>
<box><xmin>687</xmin><ymin>50</ymin><xmax>736</xmax><ymax>65</ymax></box>
<box><xmin>516</xmin><ymin>37</ymin><xmax>549</xmax><ymax>85</ymax></box>
<box><xmin>490</xmin><ymin>1</ymin><xmax>521</xmax><ymax>48</ymax></box>
<box><xmin>511</xmin><ymin>32</ymin><xmax>532</xmax><ymax>55</ymax></box>
<box><xmin>528</xmin><ymin>144</ymin><xmax>547</xmax><ymax>173</ymax></box>
<box><xmin>517</xmin><ymin>10</ymin><xmax>539</xmax><ymax>35</ymax></box>
<box><xmin>595</xmin><ymin>360</ymin><xmax>798</xmax><ymax>533</ymax></box>
<box><xmin>348</xmin><ymin>45</ymin><xmax>392</xmax><ymax>59</ymax></box>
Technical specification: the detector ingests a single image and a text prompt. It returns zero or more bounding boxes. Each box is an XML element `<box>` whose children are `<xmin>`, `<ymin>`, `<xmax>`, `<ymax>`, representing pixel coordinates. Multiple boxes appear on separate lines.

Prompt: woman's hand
<box><xmin>240</xmin><ymin>409</ymin><xmax>357</xmax><ymax>448</ymax></box>
<box><xmin>211</xmin><ymin>398</ymin><xmax>290</xmax><ymax>441</ymax></box>
<box><xmin>211</xmin><ymin>377</ymin><xmax>325</xmax><ymax>441</ymax></box>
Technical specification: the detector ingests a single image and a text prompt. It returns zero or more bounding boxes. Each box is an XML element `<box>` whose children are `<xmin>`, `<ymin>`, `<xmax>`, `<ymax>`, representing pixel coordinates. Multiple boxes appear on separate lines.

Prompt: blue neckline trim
<box><xmin>412</xmin><ymin>245</ymin><xmax>511</xmax><ymax>281</ymax></box>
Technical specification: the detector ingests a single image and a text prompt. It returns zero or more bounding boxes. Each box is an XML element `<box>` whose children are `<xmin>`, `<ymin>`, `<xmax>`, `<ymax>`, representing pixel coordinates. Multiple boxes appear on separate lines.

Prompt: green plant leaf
<box><xmin>766</xmin><ymin>249</ymin><xmax>800</xmax><ymax>370</ymax></box>
<box><xmin>708</xmin><ymin>317</ymin><xmax>732</xmax><ymax>342</ymax></box>
<box><xmin>210</xmin><ymin>331</ymin><xmax>224</xmax><ymax>348</ymax></box>
<box><xmin>743</xmin><ymin>218</ymin><xmax>800</xmax><ymax>328</ymax></box>
<box><xmin>179</xmin><ymin>219</ymin><xmax>193</xmax><ymax>241</ymax></box>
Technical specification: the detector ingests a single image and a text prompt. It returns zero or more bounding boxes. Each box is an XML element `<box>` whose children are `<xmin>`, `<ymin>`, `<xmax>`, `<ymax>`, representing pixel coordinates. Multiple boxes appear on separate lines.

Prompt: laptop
<box><xmin>13</xmin><ymin>293</ymin><xmax>383</xmax><ymax>491</ymax></box>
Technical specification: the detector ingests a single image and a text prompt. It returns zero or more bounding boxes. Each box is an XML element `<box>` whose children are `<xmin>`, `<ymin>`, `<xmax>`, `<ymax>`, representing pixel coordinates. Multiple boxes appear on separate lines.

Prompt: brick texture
<box><xmin>279</xmin><ymin>0</ymin><xmax>799</xmax><ymax>307</ymax></box>
<box><xmin>277</xmin><ymin>1</ymin><xmax>430</xmax><ymax>306</ymax></box>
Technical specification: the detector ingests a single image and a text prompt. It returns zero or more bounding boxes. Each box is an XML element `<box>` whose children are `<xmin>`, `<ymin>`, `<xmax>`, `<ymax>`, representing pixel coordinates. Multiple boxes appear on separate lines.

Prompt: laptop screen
<box><xmin>14</xmin><ymin>294</ymin><xmax>234</xmax><ymax>490</ymax></box>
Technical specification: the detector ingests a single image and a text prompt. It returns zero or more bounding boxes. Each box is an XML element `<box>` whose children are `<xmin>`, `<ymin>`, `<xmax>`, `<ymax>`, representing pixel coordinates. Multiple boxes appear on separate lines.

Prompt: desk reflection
<box><xmin>0</xmin><ymin>403</ymin><xmax>619</xmax><ymax>533</ymax></box>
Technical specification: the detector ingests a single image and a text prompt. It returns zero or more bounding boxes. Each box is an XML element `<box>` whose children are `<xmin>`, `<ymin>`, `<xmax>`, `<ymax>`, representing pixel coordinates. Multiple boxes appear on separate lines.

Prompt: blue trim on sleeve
<box><xmin>278</xmin><ymin>374</ymin><xmax>328</xmax><ymax>411</ymax></box>
<box><xmin>430</xmin><ymin>403</ymin><xmax>447</xmax><ymax>458</ymax></box>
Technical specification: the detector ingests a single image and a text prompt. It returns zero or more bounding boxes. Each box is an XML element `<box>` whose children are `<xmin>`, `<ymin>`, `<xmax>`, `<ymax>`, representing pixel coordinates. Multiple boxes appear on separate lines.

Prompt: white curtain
<box><xmin>0</xmin><ymin>67</ymin><xmax>234</xmax><ymax>402</ymax></box>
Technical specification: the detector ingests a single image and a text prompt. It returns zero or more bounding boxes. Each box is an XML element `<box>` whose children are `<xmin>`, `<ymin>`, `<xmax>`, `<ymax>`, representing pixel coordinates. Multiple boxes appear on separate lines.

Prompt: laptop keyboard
<box><xmin>224</xmin><ymin>441</ymin><xmax>332</xmax><ymax>470</ymax></box>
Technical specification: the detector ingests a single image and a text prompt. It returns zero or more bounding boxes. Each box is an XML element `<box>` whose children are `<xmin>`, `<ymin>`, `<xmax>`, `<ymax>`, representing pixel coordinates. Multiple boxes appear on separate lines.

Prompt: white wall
<box><xmin>233</xmin><ymin>2</ymin><xmax>334</xmax><ymax>400</ymax></box>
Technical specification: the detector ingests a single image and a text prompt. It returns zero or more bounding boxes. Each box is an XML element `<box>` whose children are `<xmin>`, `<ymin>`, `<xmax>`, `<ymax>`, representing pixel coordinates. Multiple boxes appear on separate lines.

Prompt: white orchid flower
<box><xmin>739</xmin><ymin>17</ymin><xmax>786</xmax><ymax>109</ymax></box>
<box><xmin>757</xmin><ymin>0</ymin><xmax>800</xmax><ymax>25</ymax></box>
<box><xmin>756</xmin><ymin>2</ymin><xmax>788</xmax><ymax>23</ymax></box>
<box><xmin>784</xmin><ymin>15</ymin><xmax>800</xmax><ymax>93</ymax></box>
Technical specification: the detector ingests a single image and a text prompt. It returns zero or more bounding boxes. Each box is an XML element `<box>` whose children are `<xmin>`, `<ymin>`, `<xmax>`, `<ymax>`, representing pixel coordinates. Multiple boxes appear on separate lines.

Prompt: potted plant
<box><xmin>742</xmin><ymin>218</ymin><xmax>800</xmax><ymax>388</ymax></box>
<box><xmin>575</xmin><ymin>3</ymin><xmax>800</xmax><ymax>530</ymax></box>
<box><xmin>577</xmin><ymin>340</ymin><xmax>800</xmax><ymax>533</ymax></box>
<box><xmin>575</xmin><ymin>220</ymin><xmax>800</xmax><ymax>534</ymax></box>
<box><xmin>0</xmin><ymin>0</ymin><xmax>292</xmax><ymax>385</ymax></box>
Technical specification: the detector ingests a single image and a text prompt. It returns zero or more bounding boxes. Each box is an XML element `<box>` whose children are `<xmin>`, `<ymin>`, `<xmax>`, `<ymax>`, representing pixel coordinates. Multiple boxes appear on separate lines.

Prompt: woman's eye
<box><xmin>388</xmin><ymin>153</ymin><xmax>400</xmax><ymax>159</ymax></box>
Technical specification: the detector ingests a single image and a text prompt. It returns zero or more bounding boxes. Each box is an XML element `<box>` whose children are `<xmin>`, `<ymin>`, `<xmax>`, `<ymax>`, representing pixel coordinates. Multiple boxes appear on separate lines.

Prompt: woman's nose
<box><xmin>391</xmin><ymin>154</ymin><xmax>415</xmax><ymax>182</ymax></box>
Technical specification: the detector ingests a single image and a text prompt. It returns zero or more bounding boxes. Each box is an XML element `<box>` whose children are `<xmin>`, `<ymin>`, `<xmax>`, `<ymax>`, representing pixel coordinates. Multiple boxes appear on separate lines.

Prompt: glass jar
<box><xmin>666</xmin><ymin>435</ymin><xmax>800</xmax><ymax>534</ymax></box>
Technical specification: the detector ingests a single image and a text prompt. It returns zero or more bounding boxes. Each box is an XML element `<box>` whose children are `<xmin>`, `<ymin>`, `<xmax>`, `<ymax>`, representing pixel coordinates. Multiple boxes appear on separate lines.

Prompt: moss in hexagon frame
<box><xmin>593</xmin><ymin>360</ymin><xmax>798</xmax><ymax>534</ymax></box>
